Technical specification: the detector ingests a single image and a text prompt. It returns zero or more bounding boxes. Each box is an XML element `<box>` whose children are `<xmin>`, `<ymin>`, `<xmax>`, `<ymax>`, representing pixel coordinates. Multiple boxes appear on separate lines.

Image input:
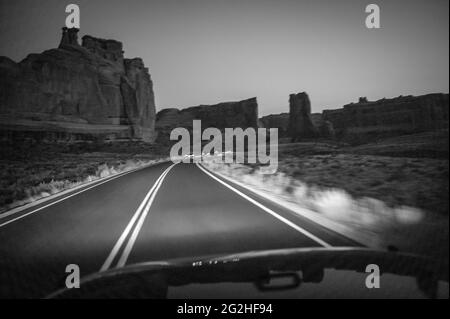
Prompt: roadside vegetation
<box><xmin>203</xmin><ymin>130</ymin><xmax>449</xmax><ymax>260</ymax></box>
<box><xmin>0</xmin><ymin>141</ymin><xmax>169</xmax><ymax>213</ymax></box>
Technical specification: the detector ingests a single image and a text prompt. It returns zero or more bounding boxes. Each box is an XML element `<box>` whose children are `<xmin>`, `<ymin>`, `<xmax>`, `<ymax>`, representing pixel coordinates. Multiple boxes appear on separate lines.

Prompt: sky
<box><xmin>0</xmin><ymin>0</ymin><xmax>448</xmax><ymax>116</ymax></box>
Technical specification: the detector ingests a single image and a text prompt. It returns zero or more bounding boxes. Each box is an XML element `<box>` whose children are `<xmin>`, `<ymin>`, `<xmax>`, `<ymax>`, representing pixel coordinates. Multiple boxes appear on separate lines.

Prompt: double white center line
<box><xmin>100</xmin><ymin>163</ymin><xmax>176</xmax><ymax>271</ymax></box>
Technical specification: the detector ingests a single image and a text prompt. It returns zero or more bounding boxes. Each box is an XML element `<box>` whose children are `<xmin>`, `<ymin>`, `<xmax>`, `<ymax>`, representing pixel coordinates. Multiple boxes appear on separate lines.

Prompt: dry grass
<box><xmin>202</xmin><ymin>131</ymin><xmax>449</xmax><ymax>260</ymax></box>
<box><xmin>0</xmin><ymin>141</ymin><xmax>169</xmax><ymax>213</ymax></box>
<box><xmin>276</xmin><ymin>153</ymin><xmax>448</xmax><ymax>216</ymax></box>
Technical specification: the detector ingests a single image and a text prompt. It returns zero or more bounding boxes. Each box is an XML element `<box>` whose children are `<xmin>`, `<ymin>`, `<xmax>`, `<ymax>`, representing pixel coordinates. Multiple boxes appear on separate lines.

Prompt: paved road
<box><xmin>0</xmin><ymin>162</ymin><xmax>359</xmax><ymax>298</ymax></box>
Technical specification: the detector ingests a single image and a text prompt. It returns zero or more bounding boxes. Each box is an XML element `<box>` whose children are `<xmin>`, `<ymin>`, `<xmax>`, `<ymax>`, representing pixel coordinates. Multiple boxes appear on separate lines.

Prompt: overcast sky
<box><xmin>0</xmin><ymin>0</ymin><xmax>448</xmax><ymax>116</ymax></box>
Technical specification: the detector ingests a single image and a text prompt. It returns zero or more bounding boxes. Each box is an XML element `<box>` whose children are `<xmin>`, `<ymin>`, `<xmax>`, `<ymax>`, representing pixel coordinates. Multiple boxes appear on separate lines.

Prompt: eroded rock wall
<box><xmin>323</xmin><ymin>94</ymin><xmax>449</xmax><ymax>138</ymax></box>
<box><xmin>0</xmin><ymin>28</ymin><xmax>156</xmax><ymax>142</ymax></box>
<box><xmin>155</xmin><ymin>98</ymin><xmax>258</xmax><ymax>144</ymax></box>
<box><xmin>259</xmin><ymin>113</ymin><xmax>289</xmax><ymax>137</ymax></box>
<box><xmin>259</xmin><ymin>93</ymin><xmax>448</xmax><ymax>143</ymax></box>
<box><xmin>288</xmin><ymin>92</ymin><xmax>318</xmax><ymax>141</ymax></box>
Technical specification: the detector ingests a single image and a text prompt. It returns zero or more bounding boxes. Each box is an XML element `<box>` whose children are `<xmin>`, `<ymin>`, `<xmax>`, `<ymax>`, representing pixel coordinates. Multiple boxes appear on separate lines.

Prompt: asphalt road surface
<box><xmin>0</xmin><ymin>162</ymin><xmax>359</xmax><ymax>298</ymax></box>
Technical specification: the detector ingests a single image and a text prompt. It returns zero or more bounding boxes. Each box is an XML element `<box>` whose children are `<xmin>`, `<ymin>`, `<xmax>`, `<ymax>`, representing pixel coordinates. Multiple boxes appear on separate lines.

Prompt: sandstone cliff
<box><xmin>259</xmin><ymin>113</ymin><xmax>289</xmax><ymax>137</ymax></box>
<box><xmin>0</xmin><ymin>28</ymin><xmax>156</xmax><ymax>142</ymax></box>
<box><xmin>156</xmin><ymin>98</ymin><xmax>258</xmax><ymax>144</ymax></box>
<box><xmin>288</xmin><ymin>92</ymin><xmax>318</xmax><ymax>141</ymax></box>
<box><xmin>323</xmin><ymin>93</ymin><xmax>449</xmax><ymax>140</ymax></box>
<box><xmin>259</xmin><ymin>93</ymin><xmax>448</xmax><ymax>144</ymax></box>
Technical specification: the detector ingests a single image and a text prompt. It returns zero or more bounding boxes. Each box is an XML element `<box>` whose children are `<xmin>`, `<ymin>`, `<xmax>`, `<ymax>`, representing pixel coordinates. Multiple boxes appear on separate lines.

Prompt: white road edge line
<box><xmin>196</xmin><ymin>163</ymin><xmax>332</xmax><ymax>248</ymax></box>
<box><xmin>115</xmin><ymin>163</ymin><xmax>176</xmax><ymax>268</ymax></box>
<box><xmin>0</xmin><ymin>169</ymin><xmax>138</xmax><ymax>229</ymax></box>
<box><xmin>100</xmin><ymin>163</ymin><xmax>176</xmax><ymax>271</ymax></box>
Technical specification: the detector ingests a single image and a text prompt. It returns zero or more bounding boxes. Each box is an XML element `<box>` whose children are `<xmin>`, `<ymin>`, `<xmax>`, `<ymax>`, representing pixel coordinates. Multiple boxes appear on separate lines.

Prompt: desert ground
<box><xmin>203</xmin><ymin>130</ymin><xmax>449</xmax><ymax>260</ymax></box>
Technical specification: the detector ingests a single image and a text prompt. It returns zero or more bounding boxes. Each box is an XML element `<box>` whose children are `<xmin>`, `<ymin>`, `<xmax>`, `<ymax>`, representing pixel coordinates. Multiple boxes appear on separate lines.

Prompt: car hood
<box><xmin>48</xmin><ymin>247</ymin><xmax>449</xmax><ymax>299</ymax></box>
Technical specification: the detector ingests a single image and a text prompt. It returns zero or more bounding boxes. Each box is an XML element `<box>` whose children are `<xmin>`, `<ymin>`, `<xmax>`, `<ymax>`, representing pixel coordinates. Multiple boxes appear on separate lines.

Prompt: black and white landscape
<box><xmin>0</xmin><ymin>0</ymin><xmax>448</xmax><ymax>299</ymax></box>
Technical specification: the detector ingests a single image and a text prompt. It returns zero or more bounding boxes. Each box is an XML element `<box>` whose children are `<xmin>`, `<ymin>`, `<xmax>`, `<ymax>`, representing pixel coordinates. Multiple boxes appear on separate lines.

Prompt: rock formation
<box><xmin>311</xmin><ymin>113</ymin><xmax>335</xmax><ymax>139</ymax></box>
<box><xmin>259</xmin><ymin>113</ymin><xmax>289</xmax><ymax>137</ymax></box>
<box><xmin>59</xmin><ymin>27</ymin><xmax>80</xmax><ymax>47</ymax></box>
<box><xmin>0</xmin><ymin>28</ymin><xmax>156</xmax><ymax>142</ymax></box>
<box><xmin>322</xmin><ymin>93</ymin><xmax>449</xmax><ymax>139</ymax></box>
<box><xmin>288</xmin><ymin>92</ymin><xmax>318</xmax><ymax>141</ymax></box>
<box><xmin>259</xmin><ymin>93</ymin><xmax>335</xmax><ymax>140</ymax></box>
<box><xmin>156</xmin><ymin>98</ymin><xmax>258</xmax><ymax>144</ymax></box>
<box><xmin>259</xmin><ymin>92</ymin><xmax>448</xmax><ymax>142</ymax></box>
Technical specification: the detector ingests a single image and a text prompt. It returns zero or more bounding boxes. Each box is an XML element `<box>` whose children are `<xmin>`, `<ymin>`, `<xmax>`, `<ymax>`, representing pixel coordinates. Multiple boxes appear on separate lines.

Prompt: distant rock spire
<box><xmin>59</xmin><ymin>27</ymin><xmax>80</xmax><ymax>48</ymax></box>
<box><xmin>288</xmin><ymin>92</ymin><xmax>318</xmax><ymax>141</ymax></box>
